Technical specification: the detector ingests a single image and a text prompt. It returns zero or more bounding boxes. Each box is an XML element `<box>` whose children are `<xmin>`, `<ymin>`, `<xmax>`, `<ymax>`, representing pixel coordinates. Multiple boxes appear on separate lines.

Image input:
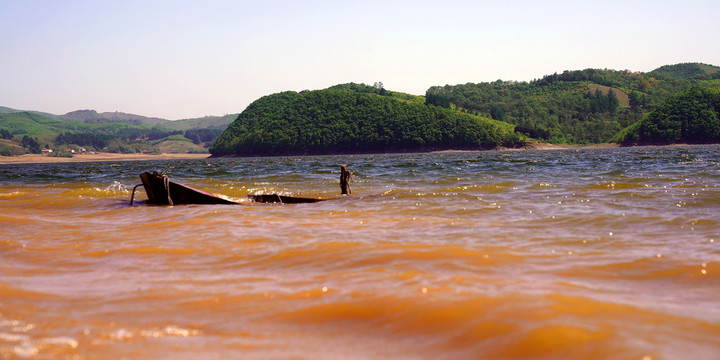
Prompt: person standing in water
<box><xmin>340</xmin><ymin>164</ymin><xmax>352</xmax><ymax>195</ymax></box>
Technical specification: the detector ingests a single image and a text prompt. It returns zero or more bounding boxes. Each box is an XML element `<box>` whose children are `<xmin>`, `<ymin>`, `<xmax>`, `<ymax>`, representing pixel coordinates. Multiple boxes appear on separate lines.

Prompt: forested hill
<box><xmin>617</xmin><ymin>87</ymin><xmax>720</xmax><ymax>145</ymax></box>
<box><xmin>425</xmin><ymin>63</ymin><xmax>720</xmax><ymax>144</ymax></box>
<box><xmin>210</xmin><ymin>84</ymin><xmax>525</xmax><ymax>157</ymax></box>
<box><xmin>648</xmin><ymin>63</ymin><xmax>720</xmax><ymax>80</ymax></box>
<box><xmin>0</xmin><ymin>110</ymin><xmax>235</xmax><ymax>156</ymax></box>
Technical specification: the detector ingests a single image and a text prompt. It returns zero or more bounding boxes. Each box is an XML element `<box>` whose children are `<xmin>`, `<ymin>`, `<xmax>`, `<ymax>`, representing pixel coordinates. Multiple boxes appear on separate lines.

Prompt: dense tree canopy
<box><xmin>617</xmin><ymin>87</ymin><xmax>720</xmax><ymax>145</ymax></box>
<box><xmin>21</xmin><ymin>135</ymin><xmax>41</xmax><ymax>153</ymax></box>
<box><xmin>426</xmin><ymin>80</ymin><xmax>636</xmax><ymax>144</ymax></box>
<box><xmin>425</xmin><ymin>64</ymin><xmax>720</xmax><ymax>144</ymax></box>
<box><xmin>649</xmin><ymin>63</ymin><xmax>720</xmax><ymax>81</ymax></box>
<box><xmin>210</xmin><ymin>84</ymin><xmax>524</xmax><ymax>156</ymax></box>
<box><xmin>184</xmin><ymin>128</ymin><xmax>224</xmax><ymax>145</ymax></box>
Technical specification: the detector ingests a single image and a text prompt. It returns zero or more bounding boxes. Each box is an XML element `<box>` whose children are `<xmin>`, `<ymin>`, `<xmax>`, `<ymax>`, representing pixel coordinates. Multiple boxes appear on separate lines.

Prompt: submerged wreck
<box><xmin>131</xmin><ymin>171</ymin><xmax>240</xmax><ymax>205</ymax></box>
<box><xmin>131</xmin><ymin>168</ymin><xmax>350</xmax><ymax>206</ymax></box>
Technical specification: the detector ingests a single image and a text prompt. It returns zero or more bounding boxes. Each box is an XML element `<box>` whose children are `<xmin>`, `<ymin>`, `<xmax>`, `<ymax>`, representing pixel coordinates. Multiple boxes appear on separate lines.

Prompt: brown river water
<box><xmin>1</xmin><ymin>146</ymin><xmax>719</xmax><ymax>359</ymax></box>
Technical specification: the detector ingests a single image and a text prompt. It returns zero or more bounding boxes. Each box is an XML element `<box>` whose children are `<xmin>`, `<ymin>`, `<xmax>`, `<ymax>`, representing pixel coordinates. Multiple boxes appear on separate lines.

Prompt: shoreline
<box><xmin>0</xmin><ymin>153</ymin><xmax>210</xmax><ymax>165</ymax></box>
<box><xmin>2</xmin><ymin>143</ymin><xmax>712</xmax><ymax>164</ymax></box>
<box><xmin>508</xmin><ymin>142</ymin><xmax>620</xmax><ymax>150</ymax></box>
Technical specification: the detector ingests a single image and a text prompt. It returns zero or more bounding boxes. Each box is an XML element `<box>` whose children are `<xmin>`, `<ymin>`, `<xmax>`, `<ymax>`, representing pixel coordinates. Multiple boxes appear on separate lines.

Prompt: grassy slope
<box><xmin>0</xmin><ymin>112</ymin><xmax>214</xmax><ymax>154</ymax></box>
<box><xmin>2</xmin><ymin>106</ymin><xmax>234</xmax><ymax>131</ymax></box>
<box><xmin>0</xmin><ymin>139</ymin><xmax>26</xmax><ymax>155</ymax></box>
<box><xmin>0</xmin><ymin>106</ymin><xmax>19</xmax><ymax>114</ymax></box>
<box><xmin>697</xmin><ymin>63</ymin><xmax>720</xmax><ymax>75</ymax></box>
<box><xmin>162</xmin><ymin>114</ymin><xmax>236</xmax><ymax>131</ymax></box>
<box><xmin>0</xmin><ymin>112</ymin><xmax>88</xmax><ymax>140</ymax></box>
<box><xmin>649</xmin><ymin>62</ymin><xmax>720</xmax><ymax>80</ymax></box>
<box><xmin>587</xmin><ymin>84</ymin><xmax>630</xmax><ymax>108</ymax></box>
<box><xmin>154</xmin><ymin>140</ymin><xmax>207</xmax><ymax>153</ymax></box>
<box><xmin>0</xmin><ymin>111</ymin><xmax>228</xmax><ymax>138</ymax></box>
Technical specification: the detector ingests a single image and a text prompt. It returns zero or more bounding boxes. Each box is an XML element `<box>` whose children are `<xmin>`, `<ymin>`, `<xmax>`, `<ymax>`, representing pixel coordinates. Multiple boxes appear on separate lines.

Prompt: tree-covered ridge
<box><xmin>210</xmin><ymin>85</ymin><xmax>525</xmax><ymax>156</ymax></box>
<box><xmin>425</xmin><ymin>63</ymin><xmax>720</xmax><ymax>144</ymax></box>
<box><xmin>426</xmin><ymin>80</ymin><xmax>635</xmax><ymax>143</ymax></box>
<box><xmin>648</xmin><ymin>63</ymin><xmax>720</xmax><ymax>81</ymax></box>
<box><xmin>0</xmin><ymin>111</ymin><xmax>224</xmax><ymax>155</ymax></box>
<box><xmin>617</xmin><ymin>87</ymin><xmax>720</xmax><ymax>145</ymax></box>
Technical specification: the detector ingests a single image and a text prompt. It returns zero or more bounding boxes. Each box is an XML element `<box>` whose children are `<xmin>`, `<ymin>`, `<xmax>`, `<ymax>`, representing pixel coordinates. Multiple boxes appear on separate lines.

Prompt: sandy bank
<box><xmin>0</xmin><ymin>143</ymin><xmax>634</xmax><ymax>164</ymax></box>
<box><xmin>0</xmin><ymin>153</ymin><xmax>210</xmax><ymax>165</ymax></box>
<box><xmin>519</xmin><ymin>142</ymin><xmax>620</xmax><ymax>150</ymax></box>
<box><xmin>434</xmin><ymin>142</ymin><xmax>620</xmax><ymax>153</ymax></box>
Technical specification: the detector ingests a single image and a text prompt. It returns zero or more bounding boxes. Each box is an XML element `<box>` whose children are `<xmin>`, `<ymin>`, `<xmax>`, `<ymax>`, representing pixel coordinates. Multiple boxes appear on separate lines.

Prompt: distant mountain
<box><xmin>0</xmin><ymin>106</ymin><xmax>19</xmax><ymax>114</ymax></box>
<box><xmin>59</xmin><ymin>109</ymin><xmax>104</xmax><ymax>121</ymax></box>
<box><xmin>1</xmin><ymin>106</ymin><xmax>236</xmax><ymax>131</ymax></box>
<box><xmin>163</xmin><ymin>114</ymin><xmax>238</xmax><ymax>130</ymax></box>
<box><xmin>0</xmin><ymin>108</ymin><xmax>235</xmax><ymax>155</ymax></box>
<box><xmin>56</xmin><ymin>110</ymin><xmax>235</xmax><ymax>129</ymax></box>
<box><xmin>98</xmin><ymin>111</ymin><xmax>167</xmax><ymax>124</ymax></box>
<box><xmin>0</xmin><ymin>106</ymin><xmax>60</xmax><ymax>119</ymax></box>
<box><xmin>59</xmin><ymin>110</ymin><xmax>167</xmax><ymax>125</ymax></box>
<box><xmin>0</xmin><ymin>112</ymin><xmax>80</xmax><ymax>140</ymax></box>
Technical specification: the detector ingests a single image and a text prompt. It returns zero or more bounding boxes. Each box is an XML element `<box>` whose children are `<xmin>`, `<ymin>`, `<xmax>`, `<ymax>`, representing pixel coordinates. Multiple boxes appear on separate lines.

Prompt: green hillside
<box><xmin>426</xmin><ymin>63</ymin><xmax>720</xmax><ymax>144</ymax></box>
<box><xmin>153</xmin><ymin>135</ymin><xmax>209</xmax><ymax>154</ymax></box>
<box><xmin>0</xmin><ymin>111</ymin><xmax>226</xmax><ymax>155</ymax></box>
<box><xmin>0</xmin><ymin>106</ymin><xmax>20</xmax><ymax>114</ymax></box>
<box><xmin>162</xmin><ymin>114</ymin><xmax>237</xmax><ymax>131</ymax></box>
<box><xmin>0</xmin><ymin>112</ymin><xmax>89</xmax><ymax>140</ymax></box>
<box><xmin>5</xmin><ymin>62</ymin><xmax>719</xmax><ymax>156</ymax></box>
<box><xmin>210</xmin><ymin>84</ymin><xmax>524</xmax><ymax>157</ymax></box>
<box><xmin>648</xmin><ymin>62</ymin><xmax>720</xmax><ymax>81</ymax></box>
<box><xmin>0</xmin><ymin>107</ymin><xmax>60</xmax><ymax>119</ymax></box>
<box><xmin>57</xmin><ymin>109</ymin><xmax>234</xmax><ymax>130</ymax></box>
<box><xmin>617</xmin><ymin>87</ymin><xmax>720</xmax><ymax>145</ymax></box>
<box><xmin>0</xmin><ymin>139</ymin><xmax>26</xmax><ymax>156</ymax></box>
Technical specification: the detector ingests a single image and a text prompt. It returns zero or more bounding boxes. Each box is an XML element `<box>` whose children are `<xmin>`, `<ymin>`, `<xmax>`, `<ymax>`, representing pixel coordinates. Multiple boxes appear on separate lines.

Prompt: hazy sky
<box><xmin>1</xmin><ymin>0</ymin><xmax>718</xmax><ymax>119</ymax></box>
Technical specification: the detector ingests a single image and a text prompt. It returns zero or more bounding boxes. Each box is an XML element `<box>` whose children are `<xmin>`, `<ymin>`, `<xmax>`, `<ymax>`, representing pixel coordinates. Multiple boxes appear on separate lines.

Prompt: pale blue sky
<box><xmin>1</xmin><ymin>0</ymin><xmax>718</xmax><ymax>119</ymax></box>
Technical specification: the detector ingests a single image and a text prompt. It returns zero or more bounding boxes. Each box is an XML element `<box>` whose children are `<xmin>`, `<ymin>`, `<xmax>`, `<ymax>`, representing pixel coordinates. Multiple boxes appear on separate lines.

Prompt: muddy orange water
<box><xmin>1</xmin><ymin>146</ymin><xmax>719</xmax><ymax>359</ymax></box>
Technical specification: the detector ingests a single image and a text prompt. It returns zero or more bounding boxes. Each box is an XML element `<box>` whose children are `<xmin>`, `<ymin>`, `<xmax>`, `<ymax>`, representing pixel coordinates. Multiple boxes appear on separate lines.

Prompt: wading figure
<box><xmin>340</xmin><ymin>164</ymin><xmax>352</xmax><ymax>195</ymax></box>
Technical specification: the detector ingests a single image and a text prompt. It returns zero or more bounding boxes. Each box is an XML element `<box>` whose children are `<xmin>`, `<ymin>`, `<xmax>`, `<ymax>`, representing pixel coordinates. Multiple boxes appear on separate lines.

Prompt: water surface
<box><xmin>1</xmin><ymin>146</ymin><xmax>719</xmax><ymax>359</ymax></box>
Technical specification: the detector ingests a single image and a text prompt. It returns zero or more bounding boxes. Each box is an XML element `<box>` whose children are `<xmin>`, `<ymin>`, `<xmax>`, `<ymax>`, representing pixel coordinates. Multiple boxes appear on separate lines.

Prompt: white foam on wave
<box><xmin>0</xmin><ymin>316</ymin><xmax>78</xmax><ymax>358</ymax></box>
<box><xmin>104</xmin><ymin>181</ymin><xmax>129</xmax><ymax>194</ymax></box>
<box><xmin>109</xmin><ymin>325</ymin><xmax>200</xmax><ymax>341</ymax></box>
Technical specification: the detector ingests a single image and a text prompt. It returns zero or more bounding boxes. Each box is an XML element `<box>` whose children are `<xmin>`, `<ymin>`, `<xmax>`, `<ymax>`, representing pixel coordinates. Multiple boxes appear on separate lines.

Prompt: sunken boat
<box><xmin>131</xmin><ymin>171</ymin><xmax>333</xmax><ymax>205</ymax></box>
<box><xmin>132</xmin><ymin>171</ymin><xmax>241</xmax><ymax>205</ymax></box>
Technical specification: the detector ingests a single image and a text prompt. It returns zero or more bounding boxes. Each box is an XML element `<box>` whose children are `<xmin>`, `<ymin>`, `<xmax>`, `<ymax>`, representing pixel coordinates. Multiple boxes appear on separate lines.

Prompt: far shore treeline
<box><xmin>0</xmin><ymin>111</ymin><xmax>233</xmax><ymax>156</ymax></box>
<box><xmin>2</xmin><ymin>63</ymin><xmax>720</xmax><ymax>157</ymax></box>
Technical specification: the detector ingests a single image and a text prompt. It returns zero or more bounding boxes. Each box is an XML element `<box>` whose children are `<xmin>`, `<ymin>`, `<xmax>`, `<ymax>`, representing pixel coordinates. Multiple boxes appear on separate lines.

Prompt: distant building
<box><xmin>41</xmin><ymin>149</ymin><xmax>53</xmax><ymax>155</ymax></box>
